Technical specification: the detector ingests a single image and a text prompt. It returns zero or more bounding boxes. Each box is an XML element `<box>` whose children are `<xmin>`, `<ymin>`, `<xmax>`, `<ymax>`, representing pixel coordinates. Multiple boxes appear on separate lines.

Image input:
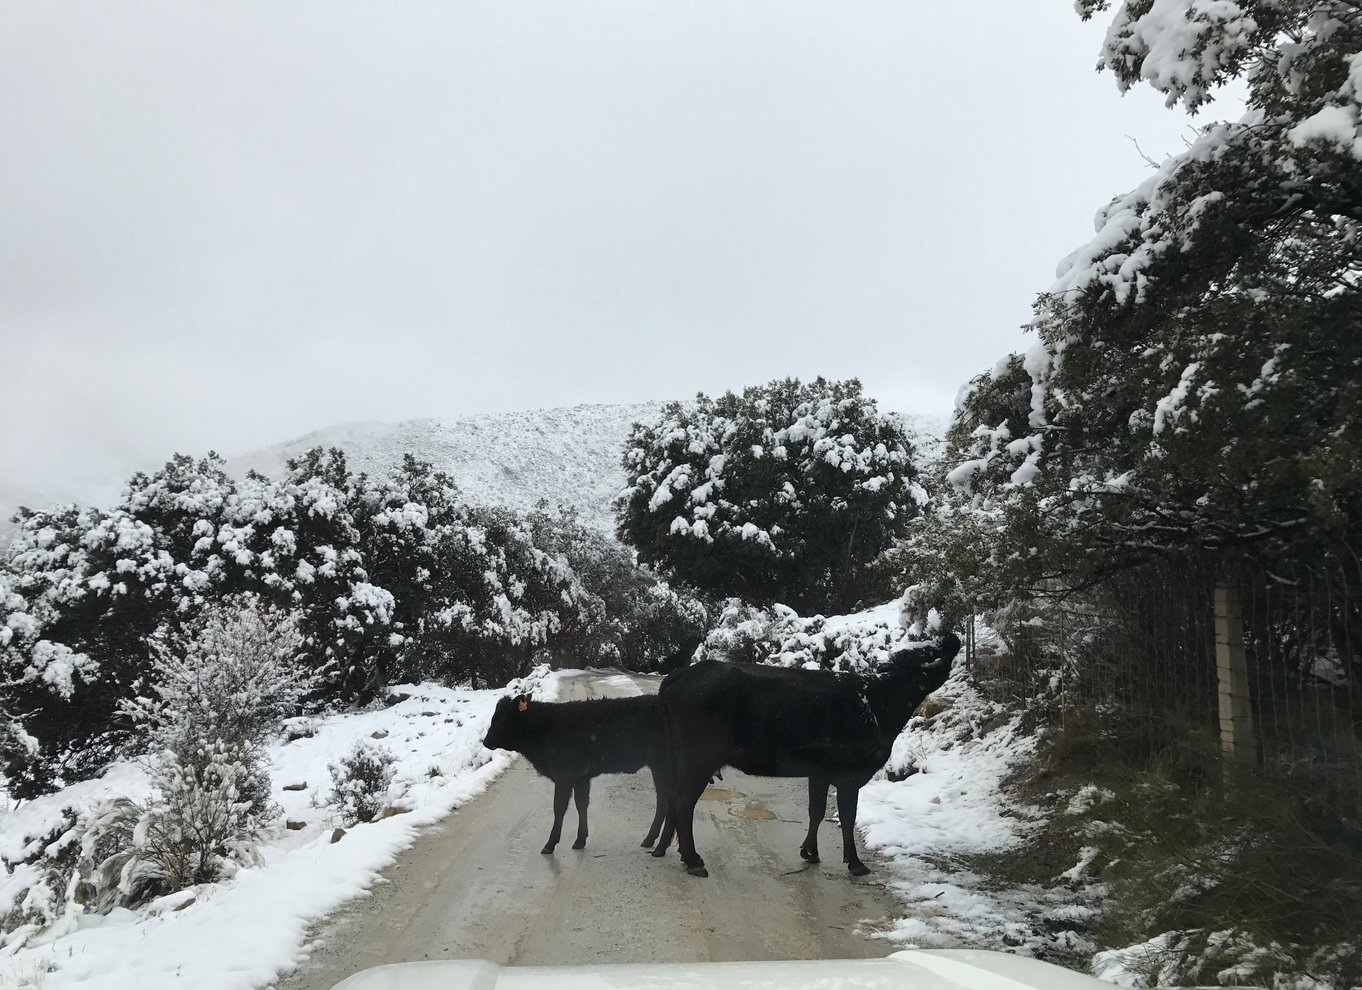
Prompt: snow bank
<box><xmin>854</xmin><ymin>661</ymin><xmax>1093</xmax><ymax>956</ymax></box>
<box><xmin>0</xmin><ymin>680</ymin><xmax>537</xmax><ymax>990</ymax></box>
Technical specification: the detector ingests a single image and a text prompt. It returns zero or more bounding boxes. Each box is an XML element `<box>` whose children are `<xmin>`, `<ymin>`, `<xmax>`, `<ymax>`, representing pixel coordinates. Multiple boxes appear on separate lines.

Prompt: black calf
<box><xmin>481</xmin><ymin>693</ymin><xmax>669</xmax><ymax>854</ymax></box>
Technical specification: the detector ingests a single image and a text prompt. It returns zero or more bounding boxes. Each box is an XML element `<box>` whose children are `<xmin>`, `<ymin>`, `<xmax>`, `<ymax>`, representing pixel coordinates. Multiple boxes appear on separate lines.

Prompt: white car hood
<box><xmin>330</xmin><ymin>949</ymin><xmax>1112</xmax><ymax>990</ymax></box>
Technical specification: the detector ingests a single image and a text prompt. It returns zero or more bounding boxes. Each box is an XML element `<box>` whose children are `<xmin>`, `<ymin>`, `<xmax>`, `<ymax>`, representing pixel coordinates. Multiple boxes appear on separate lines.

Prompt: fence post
<box><xmin>965</xmin><ymin>614</ymin><xmax>975</xmax><ymax>669</ymax></box>
<box><xmin>1214</xmin><ymin>582</ymin><xmax>1256</xmax><ymax>767</ymax></box>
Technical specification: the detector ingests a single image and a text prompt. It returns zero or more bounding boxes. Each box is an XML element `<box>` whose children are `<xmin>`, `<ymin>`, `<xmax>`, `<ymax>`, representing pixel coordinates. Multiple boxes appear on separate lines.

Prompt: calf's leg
<box><xmin>571</xmin><ymin>778</ymin><xmax>591</xmax><ymax>849</ymax></box>
<box><xmin>836</xmin><ymin>782</ymin><xmax>871</xmax><ymax>876</ymax></box>
<box><xmin>800</xmin><ymin>777</ymin><xmax>830</xmax><ymax>864</ymax></box>
<box><xmin>542</xmin><ymin>779</ymin><xmax>572</xmax><ymax>854</ymax></box>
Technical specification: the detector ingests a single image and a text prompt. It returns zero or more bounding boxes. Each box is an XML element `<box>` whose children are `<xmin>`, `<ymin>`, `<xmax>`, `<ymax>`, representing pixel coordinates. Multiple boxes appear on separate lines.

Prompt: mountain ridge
<box><xmin>4</xmin><ymin>402</ymin><xmax>949</xmax><ymax>540</ymax></box>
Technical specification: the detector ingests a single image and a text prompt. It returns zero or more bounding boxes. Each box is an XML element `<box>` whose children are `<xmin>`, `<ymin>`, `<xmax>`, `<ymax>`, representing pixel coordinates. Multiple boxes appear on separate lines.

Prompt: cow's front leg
<box><xmin>571</xmin><ymin>778</ymin><xmax>590</xmax><ymax>849</ymax></box>
<box><xmin>642</xmin><ymin>766</ymin><xmax>666</xmax><ymax>848</ymax></box>
<box><xmin>836</xmin><ymin>782</ymin><xmax>870</xmax><ymax>876</ymax></box>
<box><xmin>801</xmin><ymin>777</ymin><xmax>830</xmax><ymax>864</ymax></box>
<box><xmin>542</xmin><ymin>779</ymin><xmax>571</xmax><ymax>854</ymax></box>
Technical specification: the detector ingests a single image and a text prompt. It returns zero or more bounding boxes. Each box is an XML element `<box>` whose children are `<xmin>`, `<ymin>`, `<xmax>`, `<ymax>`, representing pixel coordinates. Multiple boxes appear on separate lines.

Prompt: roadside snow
<box><xmin>0</xmin><ymin>675</ymin><xmax>566</xmax><ymax>990</ymax></box>
<box><xmin>856</xmin><ymin>662</ymin><xmax>1079</xmax><ymax>955</ymax></box>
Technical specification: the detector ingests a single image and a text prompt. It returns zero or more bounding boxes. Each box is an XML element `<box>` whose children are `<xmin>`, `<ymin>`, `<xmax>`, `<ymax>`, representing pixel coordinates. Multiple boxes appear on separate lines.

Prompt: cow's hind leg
<box><xmin>642</xmin><ymin>766</ymin><xmax>666</xmax><ymax>848</ymax></box>
<box><xmin>800</xmin><ymin>777</ymin><xmax>830</xmax><ymax>864</ymax></box>
<box><xmin>542</xmin><ymin>779</ymin><xmax>572</xmax><ymax>854</ymax></box>
<box><xmin>571</xmin><ymin>778</ymin><xmax>590</xmax><ymax>849</ymax></box>
<box><xmin>836</xmin><ymin>782</ymin><xmax>871</xmax><ymax>876</ymax></box>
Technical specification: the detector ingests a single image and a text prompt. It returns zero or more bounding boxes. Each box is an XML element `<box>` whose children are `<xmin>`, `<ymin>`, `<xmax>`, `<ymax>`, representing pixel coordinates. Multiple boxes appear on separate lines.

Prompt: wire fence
<box><xmin>966</xmin><ymin>550</ymin><xmax>1362</xmax><ymax>816</ymax></box>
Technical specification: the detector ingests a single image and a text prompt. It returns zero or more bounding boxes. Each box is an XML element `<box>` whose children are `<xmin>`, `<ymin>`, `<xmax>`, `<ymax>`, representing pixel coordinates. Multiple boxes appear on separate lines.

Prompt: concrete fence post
<box><xmin>1214</xmin><ymin>582</ymin><xmax>1256</xmax><ymax>767</ymax></box>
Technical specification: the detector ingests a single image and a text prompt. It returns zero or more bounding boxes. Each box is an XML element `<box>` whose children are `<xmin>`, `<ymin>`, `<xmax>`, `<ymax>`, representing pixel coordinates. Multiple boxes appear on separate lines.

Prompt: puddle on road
<box><xmin>730</xmin><ymin>803</ymin><xmax>776</xmax><ymax>820</ymax></box>
<box><xmin>699</xmin><ymin>787</ymin><xmax>741</xmax><ymax>801</ymax></box>
<box><xmin>698</xmin><ymin>786</ymin><xmax>777</xmax><ymax>820</ymax></box>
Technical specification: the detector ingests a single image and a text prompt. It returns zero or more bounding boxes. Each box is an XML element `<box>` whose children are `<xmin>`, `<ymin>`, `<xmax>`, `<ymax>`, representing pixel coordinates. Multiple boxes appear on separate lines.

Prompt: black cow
<box><xmin>481</xmin><ymin>693</ymin><xmax>669</xmax><ymax>854</ymax></box>
<box><xmin>656</xmin><ymin>634</ymin><xmax>960</xmax><ymax>878</ymax></box>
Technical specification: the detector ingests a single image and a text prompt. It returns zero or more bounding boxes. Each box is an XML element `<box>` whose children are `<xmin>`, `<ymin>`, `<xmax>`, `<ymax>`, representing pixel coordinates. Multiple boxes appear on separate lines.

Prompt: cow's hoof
<box><xmin>641</xmin><ymin>838</ymin><xmax>655</xmax><ymax>848</ymax></box>
<box><xmin>799</xmin><ymin>846</ymin><xmax>820</xmax><ymax>863</ymax></box>
<box><xmin>686</xmin><ymin>865</ymin><xmax>709</xmax><ymax>878</ymax></box>
<box><xmin>650</xmin><ymin>846</ymin><xmax>667</xmax><ymax>858</ymax></box>
<box><xmin>847</xmin><ymin>862</ymin><xmax>871</xmax><ymax>877</ymax></box>
<box><xmin>541</xmin><ymin>845</ymin><xmax>555</xmax><ymax>855</ymax></box>
<box><xmin>571</xmin><ymin>838</ymin><xmax>586</xmax><ymax>850</ymax></box>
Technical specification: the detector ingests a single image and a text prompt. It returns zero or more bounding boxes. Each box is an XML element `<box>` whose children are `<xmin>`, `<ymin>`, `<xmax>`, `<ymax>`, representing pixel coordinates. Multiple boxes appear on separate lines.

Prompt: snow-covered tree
<box><xmin>253</xmin><ymin>448</ymin><xmax>393</xmax><ymax>698</ymax></box>
<box><xmin>0</xmin><ymin>502</ymin><xmax>172</xmax><ymax>794</ymax></box>
<box><xmin>0</xmin><ymin>444</ymin><xmax>709</xmax><ymax>794</ymax></box>
<box><xmin>938</xmin><ymin>1</ymin><xmax>1362</xmax><ymax>602</ymax></box>
<box><xmin>617</xmin><ymin>378</ymin><xmax>923</xmax><ymax>614</ymax></box>
<box><xmin>121</xmin><ymin>598</ymin><xmax>315</xmax><ymax>762</ymax></box>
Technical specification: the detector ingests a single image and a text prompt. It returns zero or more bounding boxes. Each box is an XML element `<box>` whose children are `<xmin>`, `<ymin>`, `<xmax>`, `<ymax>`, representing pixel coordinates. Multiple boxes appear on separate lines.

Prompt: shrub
<box><xmin>700</xmin><ymin>599</ymin><xmax>920</xmax><ymax>674</ymax></box>
<box><xmin>129</xmin><ymin>742</ymin><xmax>270</xmax><ymax>895</ymax></box>
<box><xmin>329</xmin><ymin>743</ymin><xmax>397</xmax><ymax>825</ymax></box>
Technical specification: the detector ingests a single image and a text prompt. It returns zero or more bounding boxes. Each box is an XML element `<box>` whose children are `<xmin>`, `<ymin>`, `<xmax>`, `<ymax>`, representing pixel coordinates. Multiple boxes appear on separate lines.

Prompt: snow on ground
<box><xmin>0</xmin><ymin>671</ymin><xmax>585</xmax><ymax>990</ymax></box>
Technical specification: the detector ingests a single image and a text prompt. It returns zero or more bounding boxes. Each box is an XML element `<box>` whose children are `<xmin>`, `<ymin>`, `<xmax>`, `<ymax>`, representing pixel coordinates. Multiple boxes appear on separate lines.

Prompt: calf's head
<box><xmin>482</xmin><ymin>694</ymin><xmax>532</xmax><ymax>751</ymax></box>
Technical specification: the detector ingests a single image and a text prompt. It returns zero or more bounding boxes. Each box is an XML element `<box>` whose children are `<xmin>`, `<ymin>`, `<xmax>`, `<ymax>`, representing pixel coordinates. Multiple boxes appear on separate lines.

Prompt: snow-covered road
<box><xmin>272</xmin><ymin>672</ymin><xmax>904</xmax><ymax>989</ymax></box>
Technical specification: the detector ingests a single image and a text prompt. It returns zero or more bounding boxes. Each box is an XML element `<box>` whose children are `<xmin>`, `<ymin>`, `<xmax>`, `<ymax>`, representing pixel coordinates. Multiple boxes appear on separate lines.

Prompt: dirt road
<box><xmin>272</xmin><ymin>673</ymin><xmax>903</xmax><ymax>989</ymax></box>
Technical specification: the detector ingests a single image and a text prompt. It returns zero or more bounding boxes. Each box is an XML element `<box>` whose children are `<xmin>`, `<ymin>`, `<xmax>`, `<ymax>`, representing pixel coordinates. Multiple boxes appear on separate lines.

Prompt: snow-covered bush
<box><xmin>617</xmin><ymin>377</ymin><xmax>924</xmax><ymax>615</ymax></box>
<box><xmin>328</xmin><ymin>743</ymin><xmax>397</xmax><ymax>825</ymax></box>
<box><xmin>0</xmin><ymin>747</ymin><xmax>270</xmax><ymax>951</ymax></box>
<box><xmin>700</xmin><ymin>600</ymin><xmax>915</xmax><ymax>674</ymax></box>
<box><xmin>123</xmin><ymin>599</ymin><xmax>315</xmax><ymax>764</ymax></box>
<box><xmin>0</xmin><ymin>799</ymin><xmax>141</xmax><ymax>949</ymax></box>
<box><xmin>698</xmin><ymin>601</ymin><xmax>777</xmax><ymax>666</ymax></box>
<box><xmin>129</xmin><ymin>743</ymin><xmax>269</xmax><ymax>895</ymax></box>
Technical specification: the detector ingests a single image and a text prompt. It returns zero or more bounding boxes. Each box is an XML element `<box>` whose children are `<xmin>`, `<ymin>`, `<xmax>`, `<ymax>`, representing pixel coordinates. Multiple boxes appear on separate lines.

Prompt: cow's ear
<box><xmin>516</xmin><ymin>695</ymin><xmax>530</xmax><ymax>713</ymax></box>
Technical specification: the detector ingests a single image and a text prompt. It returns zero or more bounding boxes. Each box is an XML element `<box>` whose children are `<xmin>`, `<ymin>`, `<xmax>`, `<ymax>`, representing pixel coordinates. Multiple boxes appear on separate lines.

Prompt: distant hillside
<box><xmin>4</xmin><ymin>403</ymin><xmax>949</xmax><ymax>543</ymax></box>
<box><xmin>227</xmin><ymin>403</ymin><xmax>664</xmax><ymax>534</ymax></box>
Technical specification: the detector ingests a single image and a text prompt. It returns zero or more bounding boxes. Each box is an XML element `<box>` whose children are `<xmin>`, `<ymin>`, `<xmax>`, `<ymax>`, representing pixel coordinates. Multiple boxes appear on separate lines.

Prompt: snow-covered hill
<box><xmin>228</xmin><ymin>403</ymin><xmax>662</xmax><ymax>534</ymax></box>
<box><xmin>3</xmin><ymin>403</ymin><xmax>949</xmax><ymax>543</ymax></box>
<box><xmin>228</xmin><ymin>403</ymin><xmax>948</xmax><ymax>534</ymax></box>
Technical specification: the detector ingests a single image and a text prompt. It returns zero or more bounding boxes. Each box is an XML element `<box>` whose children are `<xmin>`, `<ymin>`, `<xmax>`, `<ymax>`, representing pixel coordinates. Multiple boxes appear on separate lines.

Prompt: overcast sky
<box><xmin>2</xmin><ymin>1</ymin><xmax>1237</xmax><ymax>506</ymax></box>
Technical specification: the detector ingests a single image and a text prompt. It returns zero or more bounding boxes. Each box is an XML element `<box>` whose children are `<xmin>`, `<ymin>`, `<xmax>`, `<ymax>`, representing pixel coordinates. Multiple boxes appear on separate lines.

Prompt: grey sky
<box><xmin>1</xmin><ymin>1</ymin><xmax>1234</xmax><ymax>507</ymax></box>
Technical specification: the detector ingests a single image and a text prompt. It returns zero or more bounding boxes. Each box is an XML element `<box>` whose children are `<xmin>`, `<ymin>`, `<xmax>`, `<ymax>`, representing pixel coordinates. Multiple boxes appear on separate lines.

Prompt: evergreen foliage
<box><xmin>0</xmin><ymin>449</ymin><xmax>696</xmax><ymax>795</ymax></box>
<box><xmin>617</xmin><ymin>377</ymin><xmax>923</xmax><ymax>614</ymax></box>
<box><xmin>910</xmin><ymin>1</ymin><xmax>1362</xmax><ymax>618</ymax></box>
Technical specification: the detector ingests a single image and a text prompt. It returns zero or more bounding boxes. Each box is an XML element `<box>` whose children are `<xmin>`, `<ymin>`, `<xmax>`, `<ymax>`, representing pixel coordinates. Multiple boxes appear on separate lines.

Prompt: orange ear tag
<box><xmin>518</xmin><ymin>699</ymin><xmax>529</xmax><ymax>712</ymax></box>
